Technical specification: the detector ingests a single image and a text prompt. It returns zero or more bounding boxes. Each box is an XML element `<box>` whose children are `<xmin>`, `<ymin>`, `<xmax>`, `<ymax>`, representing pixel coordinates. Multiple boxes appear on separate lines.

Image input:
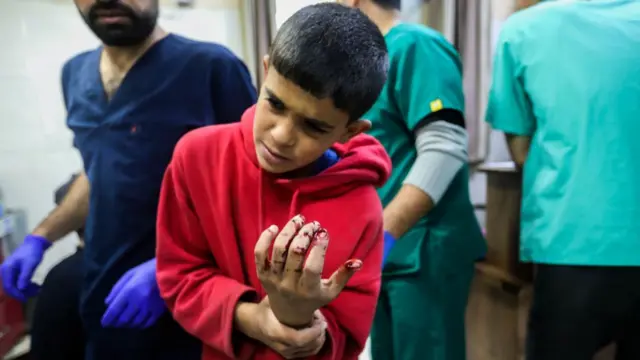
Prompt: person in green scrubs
<box><xmin>338</xmin><ymin>1</ymin><xmax>486</xmax><ymax>359</ymax></box>
<box><xmin>486</xmin><ymin>1</ymin><xmax>640</xmax><ymax>359</ymax></box>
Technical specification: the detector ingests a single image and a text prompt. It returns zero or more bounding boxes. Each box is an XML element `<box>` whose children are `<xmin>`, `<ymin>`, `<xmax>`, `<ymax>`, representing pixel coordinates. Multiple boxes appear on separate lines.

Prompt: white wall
<box><xmin>275</xmin><ymin>0</ymin><xmax>317</xmax><ymax>28</ymax></box>
<box><xmin>0</xmin><ymin>0</ymin><xmax>247</xmax><ymax>282</ymax></box>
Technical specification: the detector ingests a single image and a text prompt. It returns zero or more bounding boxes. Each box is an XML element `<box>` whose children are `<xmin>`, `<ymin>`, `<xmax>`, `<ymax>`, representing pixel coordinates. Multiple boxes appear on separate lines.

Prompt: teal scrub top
<box><xmin>486</xmin><ymin>0</ymin><xmax>640</xmax><ymax>266</ymax></box>
<box><xmin>365</xmin><ymin>24</ymin><xmax>486</xmax><ymax>276</ymax></box>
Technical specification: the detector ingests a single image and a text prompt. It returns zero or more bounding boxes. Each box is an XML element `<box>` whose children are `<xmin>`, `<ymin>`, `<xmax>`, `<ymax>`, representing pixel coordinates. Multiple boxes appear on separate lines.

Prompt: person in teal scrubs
<box><xmin>486</xmin><ymin>1</ymin><xmax>640</xmax><ymax>359</ymax></box>
<box><xmin>338</xmin><ymin>1</ymin><xmax>486</xmax><ymax>359</ymax></box>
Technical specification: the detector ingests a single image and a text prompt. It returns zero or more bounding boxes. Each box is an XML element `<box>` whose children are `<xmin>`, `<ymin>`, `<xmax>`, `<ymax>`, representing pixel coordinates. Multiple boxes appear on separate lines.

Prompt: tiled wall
<box><xmin>0</xmin><ymin>0</ymin><xmax>247</xmax><ymax>282</ymax></box>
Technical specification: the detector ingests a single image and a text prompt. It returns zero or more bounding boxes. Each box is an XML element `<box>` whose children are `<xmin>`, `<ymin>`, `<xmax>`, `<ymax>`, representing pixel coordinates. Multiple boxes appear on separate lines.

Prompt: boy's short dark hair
<box><xmin>371</xmin><ymin>0</ymin><xmax>401</xmax><ymax>10</ymax></box>
<box><xmin>269</xmin><ymin>3</ymin><xmax>389</xmax><ymax>122</ymax></box>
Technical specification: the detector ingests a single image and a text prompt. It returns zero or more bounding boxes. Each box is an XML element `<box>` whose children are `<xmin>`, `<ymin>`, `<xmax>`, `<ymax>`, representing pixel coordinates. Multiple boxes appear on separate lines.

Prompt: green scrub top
<box><xmin>365</xmin><ymin>23</ymin><xmax>486</xmax><ymax>276</ymax></box>
<box><xmin>486</xmin><ymin>0</ymin><xmax>640</xmax><ymax>266</ymax></box>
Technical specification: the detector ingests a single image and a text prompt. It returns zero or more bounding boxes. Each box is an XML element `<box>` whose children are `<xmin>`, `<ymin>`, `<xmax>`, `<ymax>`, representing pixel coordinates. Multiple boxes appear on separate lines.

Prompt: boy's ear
<box><xmin>339</xmin><ymin>119</ymin><xmax>371</xmax><ymax>143</ymax></box>
<box><xmin>262</xmin><ymin>55</ymin><xmax>270</xmax><ymax>76</ymax></box>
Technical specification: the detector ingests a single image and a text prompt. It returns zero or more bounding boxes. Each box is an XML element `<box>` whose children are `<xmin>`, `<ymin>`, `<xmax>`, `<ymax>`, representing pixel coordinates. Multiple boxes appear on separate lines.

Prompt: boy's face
<box><xmin>253</xmin><ymin>57</ymin><xmax>370</xmax><ymax>175</ymax></box>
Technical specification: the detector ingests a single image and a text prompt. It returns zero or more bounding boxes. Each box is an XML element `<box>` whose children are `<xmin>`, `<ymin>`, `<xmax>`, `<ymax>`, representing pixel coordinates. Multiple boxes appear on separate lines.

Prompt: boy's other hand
<box><xmin>240</xmin><ymin>297</ymin><xmax>327</xmax><ymax>359</ymax></box>
<box><xmin>254</xmin><ymin>215</ymin><xmax>363</xmax><ymax>328</ymax></box>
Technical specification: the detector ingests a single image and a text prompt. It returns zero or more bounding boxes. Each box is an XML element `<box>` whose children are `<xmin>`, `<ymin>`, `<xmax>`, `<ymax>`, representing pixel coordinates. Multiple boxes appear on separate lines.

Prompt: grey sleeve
<box><xmin>403</xmin><ymin>120</ymin><xmax>467</xmax><ymax>204</ymax></box>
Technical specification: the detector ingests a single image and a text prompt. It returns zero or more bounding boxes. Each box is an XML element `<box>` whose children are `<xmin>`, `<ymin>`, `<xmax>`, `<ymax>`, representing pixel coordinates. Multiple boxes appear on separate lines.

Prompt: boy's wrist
<box><xmin>234</xmin><ymin>301</ymin><xmax>261</xmax><ymax>339</ymax></box>
<box><xmin>269</xmin><ymin>298</ymin><xmax>315</xmax><ymax>328</ymax></box>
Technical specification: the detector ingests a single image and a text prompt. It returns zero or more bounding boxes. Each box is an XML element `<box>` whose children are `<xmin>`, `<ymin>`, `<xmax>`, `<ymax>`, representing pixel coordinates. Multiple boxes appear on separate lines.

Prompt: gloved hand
<box><xmin>101</xmin><ymin>258</ymin><xmax>166</xmax><ymax>329</ymax></box>
<box><xmin>382</xmin><ymin>231</ymin><xmax>395</xmax><ymax>269</ymax></box>
<box><xmin>0</xmin><ymin>234</ymin><xmax>51</xmax><ymax>302</ymax></box>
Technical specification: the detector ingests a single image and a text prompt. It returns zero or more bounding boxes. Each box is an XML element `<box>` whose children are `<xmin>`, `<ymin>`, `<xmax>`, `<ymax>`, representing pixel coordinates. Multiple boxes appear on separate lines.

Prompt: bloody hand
<box><xmin>254</xmin><ymin>215</ymin><xmax>363</xmax><ymax>328</ymax></box>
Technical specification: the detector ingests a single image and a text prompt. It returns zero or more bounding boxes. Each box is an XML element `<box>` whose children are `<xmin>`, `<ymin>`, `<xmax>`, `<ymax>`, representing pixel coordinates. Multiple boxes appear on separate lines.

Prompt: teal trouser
<box><xmin>370</xmin><ymin>254</ymin><xmax>474</xmax><ymax>360</ymax></box>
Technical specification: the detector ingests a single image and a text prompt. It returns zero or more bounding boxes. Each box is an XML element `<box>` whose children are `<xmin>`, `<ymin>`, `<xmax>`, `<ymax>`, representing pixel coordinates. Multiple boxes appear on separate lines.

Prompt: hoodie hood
<box><xmin>241</xmin><ymin>105</ymin><xmax>392</xmax><ymax>198</ymax></box>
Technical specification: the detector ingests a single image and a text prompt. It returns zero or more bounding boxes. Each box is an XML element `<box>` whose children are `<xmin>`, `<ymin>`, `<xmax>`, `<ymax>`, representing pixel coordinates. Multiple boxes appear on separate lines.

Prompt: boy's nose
<box><xmin>270</xmin><ymin>123</ymin><xmax>296</xmax><ymax>147</ymax></box>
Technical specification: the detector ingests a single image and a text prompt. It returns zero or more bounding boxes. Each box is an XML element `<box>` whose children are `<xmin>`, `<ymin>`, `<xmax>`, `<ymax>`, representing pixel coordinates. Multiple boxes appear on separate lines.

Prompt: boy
<box><xmin>155</xmin><ymin>3</ymin><xmax>390</xmax><ymax>360</ymax></box>
<box><xmin>486</xmin><ymin>1</ymin><xmax>640</xmax><ymax>359</ymax></box>
<box><xmin>337</xmin><ymin>1</ymin><xmax>486</xmax><ymax>359</ymax></box>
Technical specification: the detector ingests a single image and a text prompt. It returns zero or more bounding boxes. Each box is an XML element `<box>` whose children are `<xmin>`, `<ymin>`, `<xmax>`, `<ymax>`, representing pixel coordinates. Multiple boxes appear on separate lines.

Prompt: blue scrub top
<box><xmin>486</xmin><ymin>0</ymin><xmax>640</xmax><ymax>266</ymax></box>
<box><xmin>62</xmin><ymin>34</ymin><xmax>257</xmax><ymax>320</ymax></box>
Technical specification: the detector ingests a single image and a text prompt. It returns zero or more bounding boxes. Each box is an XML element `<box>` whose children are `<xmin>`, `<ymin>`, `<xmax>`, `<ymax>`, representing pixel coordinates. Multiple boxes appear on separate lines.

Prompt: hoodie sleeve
<box><xmin>156</xmin><ymin>141</ymin><xmax>258</xmax><ymax>359</ymax></box>
<box><xmin>314</xmin><ymin>215</ymin><xmax>384</xmax><ymax>360</ymax></box>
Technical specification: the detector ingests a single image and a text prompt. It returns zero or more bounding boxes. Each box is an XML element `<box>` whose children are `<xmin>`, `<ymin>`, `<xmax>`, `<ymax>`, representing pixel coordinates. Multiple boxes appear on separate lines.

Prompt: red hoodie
<box><xmin>156</xmin><ymin>106</ymin><xmax>391</xmax><ymax>360</ymax></box>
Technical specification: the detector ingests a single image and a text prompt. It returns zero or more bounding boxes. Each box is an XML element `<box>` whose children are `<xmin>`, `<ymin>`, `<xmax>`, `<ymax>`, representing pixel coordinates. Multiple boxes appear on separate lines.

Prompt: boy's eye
<box><xmin>305</xmin><ymin>121</ymin><xmax>328</xmax><ymax>134</ymax></box>
<box><xmin>267</xmin><ymin>97</ymin><xmax>285</xmax><ymax>111</ymax></box>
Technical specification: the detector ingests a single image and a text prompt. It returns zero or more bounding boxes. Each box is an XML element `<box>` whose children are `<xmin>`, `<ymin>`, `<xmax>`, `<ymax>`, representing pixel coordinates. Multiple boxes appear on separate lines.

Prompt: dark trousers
<box><xmin>31</xmin><ymin>250</ymin><xmax>85</xmax><ymax>360</ymax></box>
<box><xmin>82</xmin><ymin>311</ymin><xmax>201</xmax><ymax>360</ymax></box>
<box><xmin>527</xmin><ymin>264</ymin><xmax>640</xmax><ymax>360</ymax></box>
<box><xmin>30</xmin><ymin>250</ymin><xmax>201</xmax><ymax>360</ymax></box>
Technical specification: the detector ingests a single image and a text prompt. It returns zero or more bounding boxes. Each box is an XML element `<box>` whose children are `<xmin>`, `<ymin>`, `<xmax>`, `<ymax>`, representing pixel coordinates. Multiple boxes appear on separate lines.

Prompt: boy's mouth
<box><xmin>259</xmin><ymin>142</ymin><xmax>291</xmax><ymax>165</ymax></box>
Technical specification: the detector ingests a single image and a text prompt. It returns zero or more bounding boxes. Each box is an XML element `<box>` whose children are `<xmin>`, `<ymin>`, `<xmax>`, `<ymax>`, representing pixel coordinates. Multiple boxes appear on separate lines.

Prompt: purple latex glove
<box><xmin>101</xmin><ymin>258</ymin><xmax>166</xmax><ymax>329</ymax></box>
<box><xmin>0</xmin><ymin>234</ymin><xmax>51</xmax><ymax>302</ymax></box>
<box><xmin>382</xmin><ymin>231</ymin><xmax>395</xmax><ymax>269</ymax></box>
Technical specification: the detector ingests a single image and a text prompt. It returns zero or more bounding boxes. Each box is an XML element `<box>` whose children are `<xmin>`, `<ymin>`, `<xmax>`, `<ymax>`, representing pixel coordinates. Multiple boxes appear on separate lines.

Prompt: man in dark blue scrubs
<box><xmin>0</xmin><ymin>0</ymin><xmax>257</xmax><ymax>358</ymax></box>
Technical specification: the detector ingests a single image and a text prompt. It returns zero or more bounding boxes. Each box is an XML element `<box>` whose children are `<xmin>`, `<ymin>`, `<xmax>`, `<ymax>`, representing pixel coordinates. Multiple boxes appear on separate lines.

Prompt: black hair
<box><xmin>269</xmin><ymin>3</ymin><xmax>389</xmax><ymax>122</ymax></box>
<box><xmin>371</xmin><ymin>0</ymin><xmax>401</xmax><ymax>10</ymax></box>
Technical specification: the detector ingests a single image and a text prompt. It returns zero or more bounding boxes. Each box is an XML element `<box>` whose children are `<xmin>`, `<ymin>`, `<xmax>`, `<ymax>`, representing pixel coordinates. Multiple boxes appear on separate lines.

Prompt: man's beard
<box><xmin>82</xmin><ymin>3</ymin><xmax>158</xmax><ymax>47</ymax></box>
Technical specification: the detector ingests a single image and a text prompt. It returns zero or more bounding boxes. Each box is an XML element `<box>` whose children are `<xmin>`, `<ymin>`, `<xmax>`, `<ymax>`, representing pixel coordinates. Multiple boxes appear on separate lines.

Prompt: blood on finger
<box><xmin>292</xmin><ymin>230</ymin><xmax>314</xmax><ymax>255</ymax></box>
<box><xmin>292</xmin><ymin>245</ymin><xmax>307</xmax><ymax>255</ymax></box>
<box><xmin>312</xmin><ymin>229</ymin><xmax>329</xmax><ymax>252</ymax></box>
<box><xmin>345</xmin><ymin>259</ymin><xmax>363</xmax><ymax>271</ymax></box>
<box><xmin>292</xmin><ymin>214</ymin><xmax>305</xmax><ymax>230</ymax></box>
<box><xmin>272</xmin><ymin>259</ymin><xmax>286</xmax><ymax>274</ymax></box>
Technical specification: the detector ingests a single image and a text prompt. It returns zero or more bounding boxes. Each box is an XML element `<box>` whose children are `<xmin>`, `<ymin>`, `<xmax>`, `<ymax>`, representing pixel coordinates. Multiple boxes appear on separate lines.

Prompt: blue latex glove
<box><xmin>101</xmin><ymin>258</ymin><xmax>166</xmax><ymax>329</ymax></box>
<box><xmin>382</xmin><ymin>231</ymin><xmax>395</xmax><ymax>269</ymax></box>
<box><xmin>0</xmin><ymin>234</ymin><xmax>51</xmax><ymax>302</ymax></box>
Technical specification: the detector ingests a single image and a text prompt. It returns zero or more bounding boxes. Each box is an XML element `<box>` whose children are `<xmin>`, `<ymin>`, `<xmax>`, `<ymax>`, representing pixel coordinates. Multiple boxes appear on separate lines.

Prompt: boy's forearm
<box><xmin>234</xmin><ymin>301</ymin><xmax>260</xmax><ymax>339</ymax></box>
<box><xmin>32</xmin><ymin>171</ymin><xmax>89</xmax><ymax>242</ymax></box>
